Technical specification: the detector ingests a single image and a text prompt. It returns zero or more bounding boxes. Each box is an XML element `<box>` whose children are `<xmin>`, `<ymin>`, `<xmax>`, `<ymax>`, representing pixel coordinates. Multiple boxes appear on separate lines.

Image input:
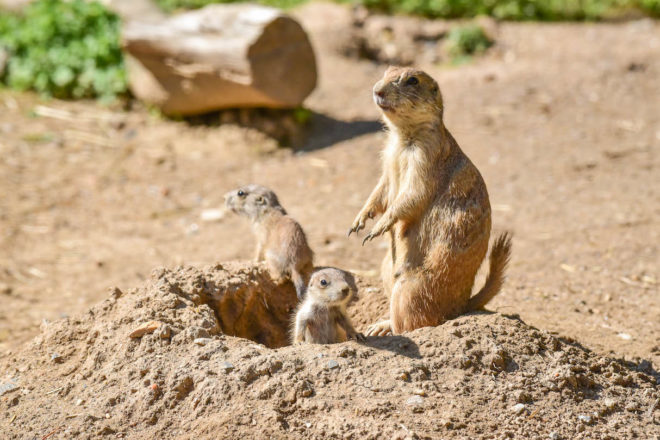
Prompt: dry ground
<box><xmin>0</xmin><ymin>0</ymin><xmax>658</xmax><ymax>397</ymax></box>
<box><xmin>1</xmin><ymin>263</ymin><xmax>657</xmax><ymax>439</ymax></box>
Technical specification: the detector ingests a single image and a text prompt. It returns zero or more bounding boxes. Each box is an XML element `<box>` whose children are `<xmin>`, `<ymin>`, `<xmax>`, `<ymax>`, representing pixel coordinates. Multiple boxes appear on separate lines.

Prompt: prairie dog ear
<box><xmin>255</xmin><ymin>196</ymin><xmax>266</xmax><ymax>205</ymax></box>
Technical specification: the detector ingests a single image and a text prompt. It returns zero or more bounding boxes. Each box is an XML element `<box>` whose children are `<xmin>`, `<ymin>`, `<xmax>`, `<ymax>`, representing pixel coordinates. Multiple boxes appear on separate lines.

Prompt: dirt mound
<box><xmin>1</xmin><ymin>264</ymin><xmax>658</xmax><ymax>439</ymax></box>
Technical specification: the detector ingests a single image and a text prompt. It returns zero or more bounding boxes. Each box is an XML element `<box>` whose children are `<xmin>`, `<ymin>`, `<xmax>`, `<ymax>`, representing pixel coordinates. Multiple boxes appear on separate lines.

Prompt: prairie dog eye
<box><xmin>319</xmin><ymin>279</ymin><xmax>328</xmax><ymax>287</ymax></box>
<box><xmin>237</xmin><ymin>190</ymin><xmax>246</xmax><ymax>197</ymax></box>
<box><xmin>406</xmin><ymin>76</ymin><xmax>419</xmax><ymax>86</ymax></box>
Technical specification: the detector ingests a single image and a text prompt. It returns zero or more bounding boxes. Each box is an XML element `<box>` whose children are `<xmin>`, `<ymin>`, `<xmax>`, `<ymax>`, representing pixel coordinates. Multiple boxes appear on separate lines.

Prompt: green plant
<box><xmin>350</xmin><ymin>0</ymin><xmax>659</xmax><ymax>20</ymax></box>
<box><xmin>155</xmin><ymin>0</ymin><xmax>307</xmax><ymax>13</ymax></box>
<box><xmin>293</xmin><ymin>107</ymin><xmax>312</xmax><ymax>125</ymax></box>
<box><xmin>640</xmin><ymin>0</ymin><xmax>660</xmax><ymax>14</ymax></box>
<box><xmin>445</xmin><ymin>24</ymin><xmax>493</xmax><ymax>59</ymax></box>
<box><xmin>0</xmin><ymin>0</ymin><xmax>127</xmax><ymax>100</ymax></box>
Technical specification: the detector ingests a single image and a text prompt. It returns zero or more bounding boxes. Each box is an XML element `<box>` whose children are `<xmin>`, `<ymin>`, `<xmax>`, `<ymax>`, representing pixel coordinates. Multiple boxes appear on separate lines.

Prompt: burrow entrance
<box><xmin>181</xmin><ymin>261</ymin><xmax>298</xmax><ymax>349</ymax></box>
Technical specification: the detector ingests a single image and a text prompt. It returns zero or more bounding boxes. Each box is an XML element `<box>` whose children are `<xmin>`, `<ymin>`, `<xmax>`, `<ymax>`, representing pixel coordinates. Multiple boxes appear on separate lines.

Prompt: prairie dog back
<box><xmin>225</xmin><ymin>184</ymin><xmax>314</xmax><ymax>299</ymax></box>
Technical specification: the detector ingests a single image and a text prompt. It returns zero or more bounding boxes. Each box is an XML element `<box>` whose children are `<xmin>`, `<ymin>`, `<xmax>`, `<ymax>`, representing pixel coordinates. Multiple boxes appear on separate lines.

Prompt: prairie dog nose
<box><xmin>374</xmin><ymin>89</ymin><xmax>384</xmax><ymax>98</ymax></box>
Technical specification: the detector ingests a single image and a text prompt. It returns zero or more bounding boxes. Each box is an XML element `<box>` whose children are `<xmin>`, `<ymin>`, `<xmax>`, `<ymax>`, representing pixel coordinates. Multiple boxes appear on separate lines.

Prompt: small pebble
<box><xmin>413</xmin><ymin>388</ymin><xmax>426</xmax><ymax>397</ymax></box>
<box><xmin>194</xmin><ymin>338</ymin><xmax>210</xmax><ymax>346</ymax></box>
<box><xmin>603</xmin><ymin>398</ymin><xmax>617</xmax><ymax>410</ymax></box>
<box><xmin>221</xmin><ymin>362</ymin><xmax>234</xmax><ymax>373</ymax></box>
<box><xmin>129</xmin><ymin>321</ymin><xmax>161</xmax><ymax>338</ymax></box>
<box><xmin>200</xmin><ymin>209</ymin><xmax>226</xmax><ymax>222</ymax></box>
<box><xmin>625</xmin><ymin>401</ymin><xmax>640</xmax><ymax>412</ymax></box>
<box><xmin>548</xmin><ymin>432</ymin><xmax>560</xmax><ymax>440</ymax></box>
<box><xmin>515</xmin><ymin>390</ymin><xmax>532</xmax><ymax>403</ymax></box>
<box><xmin>578</xmin><ymin>414</ymin><xmax>592</xmax><ymax>424</ymax></box>
<box><xmin>406</xmin><ymin>395</ymin><xmax>424</xmax><ymax>406</ymax></box>
<box><xmin>0</xmin><ymin>380</ymin><xmax>18</xmax><ymax>396</ymax></box>
<box><xmin>51</xmin><ymin>353</ymin><xmax>63</xmax><ymax>363</ymax></box>
<box><xmin>75</xmin><ymin>399</ymin><xmax>83</xmax><ymax>406</ymax></box>
<box><xmin>157</xmin><ymin>325</ymin><xmax>171</xmax><ymax>339</ymax></box>
<box><xmin>326</xmin><ymin>360</ymin><xmax>339</xmax><ymax>370</ymax></box>
<box><xmin>109</xmin><ymin>287</ymin><xmax>123</xmax><ymax>299</ymax></box>
<box><xmin>511</xmin><ymin>403</ymin><xmax>526</xmax><ymax>415</ymax></box>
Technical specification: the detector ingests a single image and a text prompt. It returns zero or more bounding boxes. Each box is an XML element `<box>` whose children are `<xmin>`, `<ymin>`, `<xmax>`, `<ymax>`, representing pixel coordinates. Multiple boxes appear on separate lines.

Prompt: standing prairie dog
<box><xmin>292</xmin><ymin>268</ymin><xmax>365</xmax><ymax>344</ymax></box>
<box><xmin>348</xmin><ymin>66</ymin><xmax>512</xmax><ymax>336</ymax></box>
<box><xmin>225</xmin><ymin>184</ymin><xmax>314</xmax><ymax>299</ymax></box>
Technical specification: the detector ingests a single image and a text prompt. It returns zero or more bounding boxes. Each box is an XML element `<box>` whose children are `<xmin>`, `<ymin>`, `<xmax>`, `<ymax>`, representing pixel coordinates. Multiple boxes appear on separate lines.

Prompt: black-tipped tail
<box><xmin>467</xmin><ymin>232</ymin><xmax>513</xmax><ymax>311</ymax></box>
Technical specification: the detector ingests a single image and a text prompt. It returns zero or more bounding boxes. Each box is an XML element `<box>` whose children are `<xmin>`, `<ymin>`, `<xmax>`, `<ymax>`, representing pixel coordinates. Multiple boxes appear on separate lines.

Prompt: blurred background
<box><xmin>0</xmin><ymin>0</ymin><xmax>658</xmax><ymax>369</ymax></box>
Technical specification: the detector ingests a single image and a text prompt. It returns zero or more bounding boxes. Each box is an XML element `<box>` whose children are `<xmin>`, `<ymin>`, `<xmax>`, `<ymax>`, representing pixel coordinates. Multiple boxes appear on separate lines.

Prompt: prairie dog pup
<box><xmin>348</xmin><ymin>66</ymin><xmax>512</xmax><ymax>335</ymax></box>
<box><xmin>225</xmin><ymin>184</ymin><xmax>314</xmax><ymax>299</ymax></box>
<box><xmin>292</xmin><ymin>268</ymin><xmax>365</xmax><ymax>344</ymax></box>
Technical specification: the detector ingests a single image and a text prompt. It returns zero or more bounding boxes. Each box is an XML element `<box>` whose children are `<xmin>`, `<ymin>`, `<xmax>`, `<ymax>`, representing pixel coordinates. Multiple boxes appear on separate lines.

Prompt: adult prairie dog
<box><xmin>292</xmin><ymin>268</ymin><xmax>365</xmax><ymax>344</ymax></box>
<box><xmin>225</xmin><ymin>184</ymin><xmax>314</xmax><ymax>299</ymax></box>
<box><xmin>348</xmin><ymin>66</ymin><xmax>512</xmax><ymax>336</ymax></box>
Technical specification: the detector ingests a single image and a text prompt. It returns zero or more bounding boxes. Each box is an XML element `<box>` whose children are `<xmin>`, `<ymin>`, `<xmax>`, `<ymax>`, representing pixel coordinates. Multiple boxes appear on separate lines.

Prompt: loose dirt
<box><xmin>0</xmin><ymin>3</ymin><xmax>658</xmax><ymax>438</ymax></box>
<box><xmin>1</xmin><ymin>264</ymin><xmax>658</xmax><ymax>439</ymax></box>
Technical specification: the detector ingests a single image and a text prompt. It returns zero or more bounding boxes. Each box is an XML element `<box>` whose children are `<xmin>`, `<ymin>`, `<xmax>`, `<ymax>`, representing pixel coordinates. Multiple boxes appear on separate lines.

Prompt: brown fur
<box><xmin>292</xmin><ymin>268</ymin><xmax>364</xmax><ymax>344</ymax></box>
<box><xmin>348</xmin><ymin>66</ymin><xmax>512</xmax><ymax>335</ymax></box>
<box><xmin>225</xmin><ymin>184</ymin><xmax>314</xmax><ymax>299</ymax></box>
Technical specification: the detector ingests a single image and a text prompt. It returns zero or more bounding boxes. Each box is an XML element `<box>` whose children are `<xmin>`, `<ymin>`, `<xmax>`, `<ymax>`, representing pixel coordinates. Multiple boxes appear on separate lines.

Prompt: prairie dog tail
<box><xmin>291</xmin><ymin>269</ymin><xmax>308</xmax><ymax>300</ymax></box>
<box><xmin>467</xmin><ymin>232</ymin><xmax>513</xmax><ymax>311</ymax></box>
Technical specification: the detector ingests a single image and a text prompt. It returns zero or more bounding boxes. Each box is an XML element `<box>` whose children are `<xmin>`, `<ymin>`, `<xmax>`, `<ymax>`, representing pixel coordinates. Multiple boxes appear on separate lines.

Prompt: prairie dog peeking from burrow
<box><xmin>224</xmin><ymin>184</ymin><xmax>314</xmax><ymax>299</ymax></box>
<box><xmin>292</xmin><ymin>268</ymin><xmax>365</xmax><ymax>344</ymax></box>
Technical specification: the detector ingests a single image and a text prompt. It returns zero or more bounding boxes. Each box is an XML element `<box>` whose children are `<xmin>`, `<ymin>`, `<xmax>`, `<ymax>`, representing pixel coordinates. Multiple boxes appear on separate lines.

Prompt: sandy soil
<box><xmin>1</xmin><ymin>263</ymin><xmax>658</xmax><ymax>439</ymax></box>
<box><xmin>0</xmin><ymin>3</ymin><xmax>658</xmax><ymax>438</ymax></box>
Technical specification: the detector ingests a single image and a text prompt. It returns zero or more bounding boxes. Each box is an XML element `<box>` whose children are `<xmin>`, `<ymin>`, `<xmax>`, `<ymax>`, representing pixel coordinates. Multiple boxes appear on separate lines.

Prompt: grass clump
<box><xmin>445</xmin><ymin>24</ymin><xmax>493</xmax><ymax>60</ymax></box>
<box><xmin>155</xmin><ymin>0</ymin><xmax>307</xmax><ymax>13</ymax></box>
<box><xmin>640</xmin><ymin>0</ymin><xmax>660</xmax><ymax>14</ymax></box>
<box><xmin>351</xmin><ymin>0</ymin><xmax>659</xmax><ymax>20</ymax></box>
<box><xmin>0</xmin><ymin>0</ymin><xmax>127</xmax><ymax>100</ymax></box>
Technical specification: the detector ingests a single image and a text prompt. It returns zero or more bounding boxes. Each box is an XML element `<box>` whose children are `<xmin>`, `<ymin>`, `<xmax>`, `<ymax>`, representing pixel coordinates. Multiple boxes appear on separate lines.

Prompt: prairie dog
<box><xmin>225</xmin><ymin>184</ymin><xmax>314</xmax><ymax>299</ymax></box>
<box><xmin>292</xmin><ymin>268</ymin><xmax>365</xmax><ymax>344</ymax></box>
<box><xmin>348</xmin><ymin>66</ymin><xmax>512</xmax><ymax>336</ymax></box>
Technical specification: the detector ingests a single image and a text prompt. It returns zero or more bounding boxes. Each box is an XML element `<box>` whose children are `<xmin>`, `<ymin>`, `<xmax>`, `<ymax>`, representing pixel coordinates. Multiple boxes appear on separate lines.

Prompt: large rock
<box><xmin>122</xmin><ymin>4</ymin><xmax>318</xmax><ymax>115</ymax></box>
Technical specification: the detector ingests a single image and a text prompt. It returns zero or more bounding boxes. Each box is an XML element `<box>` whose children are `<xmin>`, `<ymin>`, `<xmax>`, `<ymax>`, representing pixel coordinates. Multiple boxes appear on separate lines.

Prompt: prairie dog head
<box><xmin>372</xmin><ymin>66</ymin><xmax>444</xmax><ymax>126</ymax></box>
<box><xmin>224</xmin><ymin>184</ymin><xmax>286</xmax><ymax>221</ymax></box>
<box><xmin>306</xmin><ymin>268</ymin><xmax>357</xmax><ymax>307</ymax></box>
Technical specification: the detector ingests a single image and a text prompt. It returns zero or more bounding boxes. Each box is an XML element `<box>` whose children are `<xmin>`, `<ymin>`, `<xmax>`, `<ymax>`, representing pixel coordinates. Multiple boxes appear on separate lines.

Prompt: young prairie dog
<box><xmin>292</xmin><ymin>268</ymin><xmax>365</xmax><ymax>344</ymax></box>
<box><xmin>225</xmin><ymin>184</ymin><xmax>314</xmax><ymax>299</ymax></box>
<box><xmin>348</xmin><ymin>66</ymin><xmax>512</xmax><ymax>336</ymax></box>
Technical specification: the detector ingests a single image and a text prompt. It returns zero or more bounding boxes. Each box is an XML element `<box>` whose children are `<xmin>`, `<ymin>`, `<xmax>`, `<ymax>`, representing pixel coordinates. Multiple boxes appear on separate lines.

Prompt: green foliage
<box><xmin>351</xmin><ymin>0</ymin><xmax>659</xmax><ymax>20</ymax></box>
<box><xmin>0</xmin><ymin>0</ymin><xmax>127</xmax><ymax>100</ymax></box>
<box><xmin>155</xmin><ymin>0</ymin><xmax>307</xmax><ymax>13</ymax></box>
<box><xmin>640</xmin><ymin>0</ymin><xmax>660</xmax><ymax>14</ymax></box>
<box><xmin>293</xmin><ymin>107</ymin><xmax>312</xmax><ymax>125</ymax></box>
<box><xmin>445</xmin><ymin>24</ymin><xmax>493</xmax><ymax>60</ymax></box>
<box><xmin>152</xmin><ymin>0</ymin><xmax>659</xmax><ymax>18</ymax></box>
